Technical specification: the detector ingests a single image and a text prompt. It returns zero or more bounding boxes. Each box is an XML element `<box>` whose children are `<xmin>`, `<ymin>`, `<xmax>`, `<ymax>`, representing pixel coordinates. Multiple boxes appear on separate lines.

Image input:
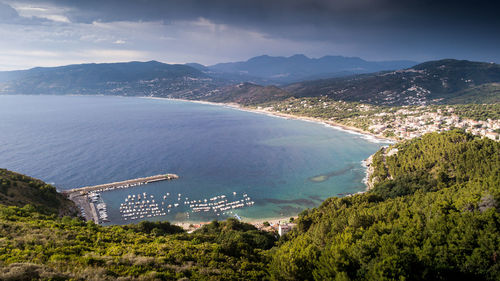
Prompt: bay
<box><xmin>0</xmin><ymin>95</ymin><xmax>389</xmax><ymax>223</ymax></box>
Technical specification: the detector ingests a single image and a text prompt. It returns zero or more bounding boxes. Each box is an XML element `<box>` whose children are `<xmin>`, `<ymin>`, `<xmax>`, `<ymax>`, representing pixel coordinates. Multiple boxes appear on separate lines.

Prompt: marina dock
<box><xmin>64</xmin><ymin>174</ymin><xmax>178</xmax><ymax>224</ymax></box>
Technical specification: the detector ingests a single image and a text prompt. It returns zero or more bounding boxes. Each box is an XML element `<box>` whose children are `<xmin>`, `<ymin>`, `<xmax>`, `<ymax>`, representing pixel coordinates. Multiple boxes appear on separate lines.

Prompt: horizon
<box><xmin>0</xmin><ymin>53</ymin><xmax>423</xmax><ymax>72</ymax></box>
<box><xmin>0</xmin><ymin>0</ymin><xmax>499</xmax><ymax>71</ymax></box>
<box><xmin>2</xmin><ymin>54</ymin><xmax>500</xmax><ymax>73</ymax></box>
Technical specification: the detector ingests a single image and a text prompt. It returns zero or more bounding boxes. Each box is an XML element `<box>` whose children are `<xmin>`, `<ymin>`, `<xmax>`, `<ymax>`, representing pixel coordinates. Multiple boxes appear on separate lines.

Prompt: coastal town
<box><xmin>365</xmin><ymin>107</ymin><xmax>500</xmax><ymax>140</ymax></box>
<box><xmin>259</xmin><ymin>97</ymin><xmax>500</xmax><ymax>141</ymax></box>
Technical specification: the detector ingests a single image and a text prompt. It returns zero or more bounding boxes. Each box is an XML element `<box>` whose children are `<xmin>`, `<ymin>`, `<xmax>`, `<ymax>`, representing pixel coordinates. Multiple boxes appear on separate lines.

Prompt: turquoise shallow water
<box><xmin>0</xmin><ymin>95</ymin><xmax>389</xmax><ymax>223</ymax></box>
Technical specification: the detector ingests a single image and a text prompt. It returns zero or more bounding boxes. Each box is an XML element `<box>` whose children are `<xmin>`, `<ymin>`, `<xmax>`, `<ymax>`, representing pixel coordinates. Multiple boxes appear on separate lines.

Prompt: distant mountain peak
<box><xmin>210</xmin><ymin>54</ymin><xmax>418</xmax><ymax>84</ymax></box>
<box><xmin>247</xmin><ymin>55</ymin><xmax>272</xmax><ymax>62</ymax></box>
<box><xmin>289</xmin><ymin>54</ymin><xmax>308</xmax><ymax>59</ymax></box>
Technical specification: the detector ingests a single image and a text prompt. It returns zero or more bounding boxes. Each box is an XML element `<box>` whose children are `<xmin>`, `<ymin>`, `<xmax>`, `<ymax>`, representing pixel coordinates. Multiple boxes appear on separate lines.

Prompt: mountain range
<box><xmin>0</xmin><ymin>55</ymin><xmax>499</xmax><ymax>106</ymax></box>
<box><xmin>198</xmin><ymin>54</ymin><xmax>417</xmax><ymax>84</ymax></box>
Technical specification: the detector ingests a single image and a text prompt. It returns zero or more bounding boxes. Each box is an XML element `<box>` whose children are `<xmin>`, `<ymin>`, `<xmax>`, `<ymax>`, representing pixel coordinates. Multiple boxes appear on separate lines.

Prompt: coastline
<box><xmin>147</xmin><ymin>97</ymin><xmax>393</xmax><ymax>193</ymax></box>
<box><xmin>145</xmin><ymin>97</ymin><xmax>396</xmax><ymax>144</ymax></box>
<box><xmin>174</xmin><ymin>215</ymin><xmax>297</xmax><ymax>232</ymax></box>
<box><xmin>241</xmin><ymin>108</ymin><xmax>397</xmax><ymax>144</ymax></box>
<box><xmin>137</xmin><ymin>97</ymin><xmax>393</xmax><ymax>228</ymax></box>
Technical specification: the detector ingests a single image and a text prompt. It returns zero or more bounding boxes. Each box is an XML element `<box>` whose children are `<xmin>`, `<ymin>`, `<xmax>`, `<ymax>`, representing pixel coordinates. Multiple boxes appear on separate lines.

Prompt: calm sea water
<box><xmin>0</xmin><ymin>95</ymin><xmax>389</xmax><ymax>223</ymax></box>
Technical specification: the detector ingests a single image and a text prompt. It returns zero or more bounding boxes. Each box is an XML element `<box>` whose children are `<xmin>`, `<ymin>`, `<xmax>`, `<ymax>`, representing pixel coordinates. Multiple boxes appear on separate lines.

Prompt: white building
<box><xmin>278</xmin><ymin>224</ymin><xmax>292</xmax><ymax>236</ymax></box>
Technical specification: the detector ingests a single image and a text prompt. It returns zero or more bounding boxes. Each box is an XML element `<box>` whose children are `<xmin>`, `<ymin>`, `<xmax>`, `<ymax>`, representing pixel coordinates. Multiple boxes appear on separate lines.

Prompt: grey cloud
<box><xmin>14</xmin><ymin>0</ymin><xmax>500</xmax><ymax>46</ymax></box>
<box><xmin>1</xmin><ymin>0</ymin><xmax>500</xmax><ymax>66</ymax></box>
<box><xmin>23</xmin><ymin>0</ymin><xmax>500</xmax><ymax>27</ymax></box>
<box><xmin>0</xmin><ymin>2</ymin><xmax>50</xmax><ymax>24</ymax></box>
<box><xmin>0</xmin><ymin>2</ymin><xmax>19</xmax><ymax>20</ymax></box>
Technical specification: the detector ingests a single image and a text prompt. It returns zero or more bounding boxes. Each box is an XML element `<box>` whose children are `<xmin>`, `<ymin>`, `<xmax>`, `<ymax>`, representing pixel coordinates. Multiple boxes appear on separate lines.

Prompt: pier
<box><xmin>63</xmin><ymin>174</ymin><xmax>179</xmax><ymax>196</ymax></box>
<box><xmin>64</xmin><ymin>174</ymin><xmax>178</xmax><ymax>224</ymax></box>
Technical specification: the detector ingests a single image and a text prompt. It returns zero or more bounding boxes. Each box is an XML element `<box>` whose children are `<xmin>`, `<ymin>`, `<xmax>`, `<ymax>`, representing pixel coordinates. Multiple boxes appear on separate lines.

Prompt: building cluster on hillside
<box><xmin>366</xmin><ymin>108</ymin><xmax>499</xmax><ymax>140</ymax></box>
<box><xmin>262</xmin><ymin>99</ymin><xmax>499</xmax><ymax>141</ymax></box>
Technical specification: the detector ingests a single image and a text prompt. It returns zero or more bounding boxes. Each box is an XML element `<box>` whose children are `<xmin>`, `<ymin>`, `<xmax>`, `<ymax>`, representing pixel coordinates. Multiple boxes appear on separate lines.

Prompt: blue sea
<box><xmin>0</xmin><ymin>95</ymin><xmax>389</xmax><ymax>223</ymax></box>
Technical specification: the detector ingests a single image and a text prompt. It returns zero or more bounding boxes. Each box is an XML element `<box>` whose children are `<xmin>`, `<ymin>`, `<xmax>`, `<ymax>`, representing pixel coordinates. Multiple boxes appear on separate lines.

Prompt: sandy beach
<box><xmin>175</xmin><ymin>215</ymin><xmax>298</xmax><ymax>232</ymax></box>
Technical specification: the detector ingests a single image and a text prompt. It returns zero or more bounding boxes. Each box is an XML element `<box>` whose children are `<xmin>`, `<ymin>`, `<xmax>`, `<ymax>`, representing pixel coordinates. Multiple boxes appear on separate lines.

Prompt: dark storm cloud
<box><xmin>29</xmin><ymin>0</ymin><xmax>500</xmax><ymax>28</ymax></box>
<box><xmin>2</xmin><ymin>0</ymin><xmax>499</xmax><ymax>67</ymax></box>
<box><xmin>18</xmin><ymin>0</ymin><xmax>500</xmax><ymax>48</ymax></box>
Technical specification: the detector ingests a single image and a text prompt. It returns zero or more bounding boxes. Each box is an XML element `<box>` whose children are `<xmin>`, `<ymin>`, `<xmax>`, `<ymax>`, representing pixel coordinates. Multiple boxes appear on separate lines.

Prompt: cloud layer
<box><xmin>0</xmin><ymin>0</ymin><xmax>499</xmax><ymax>70</ymax></box>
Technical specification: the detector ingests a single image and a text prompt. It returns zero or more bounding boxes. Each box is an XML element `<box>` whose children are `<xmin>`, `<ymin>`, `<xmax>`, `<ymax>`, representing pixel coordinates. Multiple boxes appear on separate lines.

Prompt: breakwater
<box><xmin>64</xmin><ymin>174</ymin><xmax>178</xmax><ymax>224</ymax></box>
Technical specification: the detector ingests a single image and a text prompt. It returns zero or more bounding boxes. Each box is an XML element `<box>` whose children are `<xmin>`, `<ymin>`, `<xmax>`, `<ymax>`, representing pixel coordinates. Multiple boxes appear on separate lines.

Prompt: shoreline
<box><xmin>144</xmin><ymin>97</ymin><xmax>396</xmax><ymax>144</ymax></box>
<box><xmin>70</xmin><ymin>95</ymin><xmax>390</xmax><ymax>229</ymax></box>
<box><xmin>147</xmin><ymin>96</ymin><xmax>392</xmax><ymax>194</ymax></box>
<box><xmin>174</xmin><ymin>215</ymin><xmax>297</xmax><ymax>232</ymax></box>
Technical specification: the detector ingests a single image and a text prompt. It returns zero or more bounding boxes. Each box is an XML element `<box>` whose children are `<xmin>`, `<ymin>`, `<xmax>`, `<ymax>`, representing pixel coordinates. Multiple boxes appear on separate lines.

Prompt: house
<box><xmin>278</xmin><ymin>223</ymin><xmax>293</xmax><ymax>236</ymax></box>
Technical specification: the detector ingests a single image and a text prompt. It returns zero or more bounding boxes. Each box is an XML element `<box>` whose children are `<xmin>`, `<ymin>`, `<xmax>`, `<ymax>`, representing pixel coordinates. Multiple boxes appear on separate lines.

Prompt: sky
<box><xmin>0</xmin><ymin>0</ymin><xmax>499</xmax><ymax>70</ymax></box>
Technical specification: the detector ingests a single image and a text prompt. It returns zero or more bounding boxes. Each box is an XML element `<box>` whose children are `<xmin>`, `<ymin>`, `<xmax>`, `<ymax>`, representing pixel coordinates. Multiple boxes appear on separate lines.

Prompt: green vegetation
<box><xmin>440</xmin><ymin>103</ymin><xmax>500</xmax><ymax>121</ymax></box>
<box><xmin>204</xmin><ymin>83</ymin><xmax>291</xmax><ymax>105</ymax></box>
<box><xmin>0</xmin><ymin>206</ymin><xmax>276</xmax><ymax>280</ymax></box>
<box><xmin>271</xmin><ymin>131</ymin><xmax>499</xmax><ymax>280</ymax></box>
<box><xmin>0</xmin><ymin>169</ymin><xmax>76</xmax><ymax>217</ymax></box>
<box><xmin>0</xmin><ymin>131</ymin><xmax>498</xmax><ymax>280</ymax></box>
<box><xmin>444</xmin><ymin>83</ymin><xmax>500</xmax><ymax>104</ymax></box>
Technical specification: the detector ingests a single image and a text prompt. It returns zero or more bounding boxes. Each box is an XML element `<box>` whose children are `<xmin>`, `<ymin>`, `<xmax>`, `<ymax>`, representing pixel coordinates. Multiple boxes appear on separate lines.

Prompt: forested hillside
<box><xmin>0</xmin><ymin>131</ymin><xmax>498</xmax><ymax>280</ymax></box>
<box><xmin>271</xmin><ymin>131</ymin><xmax>499</xmax><ymax>280</ymax></box>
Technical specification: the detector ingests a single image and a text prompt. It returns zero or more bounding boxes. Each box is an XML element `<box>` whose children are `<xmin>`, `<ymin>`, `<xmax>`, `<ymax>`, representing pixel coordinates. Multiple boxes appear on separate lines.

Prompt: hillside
<box><xmin>0</xmin><ymin>131</ymin><xmax>498</xmax><ymax>280</ymax></box>
<box><xmin>285</xmin><ymin>59</ymin><xmax>500</xmax><ymax>106</ymax></box>
<box><xmin>0</xmin><ymin>61</ymin><xmax>223</xmax><ymax>97</ymax></box>
<box><xmin>0</xmin><ymin>168</ymin><xmax>277</xmax><ymax>280</ymax></box>
<box><xmin>208</xmin><ymin>54</ymin><xmax>416</xmax><ymax>84</ymax></box>
<box><xmin>0</xmin><ymin>208</ymin><xmax>276</xmax><ymax>280</ymax></box>
<box><xmin>201</xmin><ymin>82</ymin><xmax>292</xmax><ymax>105</ymax></box>
<box><xmin>271</xmin><ymin>131</ymin><xmax>499</xmax><ymax>280</ymax></box>
<box><xmin>0</xmin><ymin>169</ymin><xmax>76</xmax><ymax>216</ymax></box>
<box><xmin>1</xmin><ymin>58</ymin><xmax>498</xmax><ymax>107</ymax></box>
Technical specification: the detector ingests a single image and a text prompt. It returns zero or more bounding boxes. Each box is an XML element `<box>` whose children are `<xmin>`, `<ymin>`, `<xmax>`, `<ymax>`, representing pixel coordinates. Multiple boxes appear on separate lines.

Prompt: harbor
<box><xmin>118</xmin><ymin>191</ymin><xmax>255</xmax><ymax>222</ymax></box>
<box><xmin>64</xmin><ymin>173</ymin><xmax>257</xmax><ymax>225</ymax></box>
<box><xmin>63</xmin><ymin>174</ymin><xmax>179</xmax><ymax>224</ymax></box>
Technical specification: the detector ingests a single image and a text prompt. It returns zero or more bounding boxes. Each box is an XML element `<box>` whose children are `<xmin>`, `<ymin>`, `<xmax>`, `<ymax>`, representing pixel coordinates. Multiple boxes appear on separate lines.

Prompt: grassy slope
<box><xmin>0</xmin><ymin>206</ymin><xmax>276</xmax><ymax>280</ymax></box>
<box><xmin>0</xmin><ymin>169</ymin><xmax>76</xmax><ymax>217</ymax></box>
